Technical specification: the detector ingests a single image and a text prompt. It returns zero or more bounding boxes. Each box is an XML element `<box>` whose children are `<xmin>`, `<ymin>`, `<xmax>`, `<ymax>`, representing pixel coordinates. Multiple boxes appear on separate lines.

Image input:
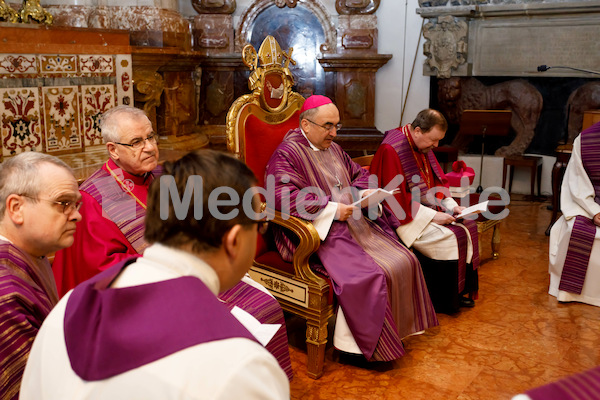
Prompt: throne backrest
<box><xmin>226</xmin><ymin>36</ymin><xmax>305</xmax><ymax>256</ymax></box>
<box><xmin>226</xmin><ymin>35</ymin><xmax>305</xmax><ymax>188</ymax></box>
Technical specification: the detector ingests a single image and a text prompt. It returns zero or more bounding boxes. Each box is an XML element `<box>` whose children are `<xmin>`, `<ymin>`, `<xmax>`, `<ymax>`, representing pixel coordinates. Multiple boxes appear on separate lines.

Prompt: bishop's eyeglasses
<box><xmin>305</xmin><ymin>119</ymin><xmax>342</xmax><ymax>132</ymax></box>
<box><xmin>113</xmin><ymin>133</ymin><xmax>158</xmax><ymax>150</ymax></box>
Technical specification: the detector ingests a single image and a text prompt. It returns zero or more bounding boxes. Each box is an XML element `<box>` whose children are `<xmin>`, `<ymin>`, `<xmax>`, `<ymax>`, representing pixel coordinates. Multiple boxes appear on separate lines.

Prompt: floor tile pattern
<box><xmin>287</xmin><ymin>198</ymin><xmax>600</xmax><ymax>399</ymax></box>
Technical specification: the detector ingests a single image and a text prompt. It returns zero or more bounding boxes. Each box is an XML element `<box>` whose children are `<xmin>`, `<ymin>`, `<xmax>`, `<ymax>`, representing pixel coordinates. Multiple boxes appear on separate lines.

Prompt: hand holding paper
<box><xmin>351</xmin><ymin>188</ymin><xmax>401</xmax><ymax>208</ymax></box>
<box><xmin>456</xmin><ymin>200</ymin><xmax>489</xmax><ymax>219</ymax></box>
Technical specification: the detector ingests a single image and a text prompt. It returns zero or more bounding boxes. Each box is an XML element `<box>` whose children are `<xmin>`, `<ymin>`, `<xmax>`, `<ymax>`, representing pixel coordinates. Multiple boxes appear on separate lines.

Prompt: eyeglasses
<box><xmin>20</xmin><ymin>195</ymin><xmax>82</xmax><ymax>215</ymax></box>
<box><xmin>113</xmin><ymin>133</ymin><xmax>158</xmax><ymax>150</ymax></box>
<box><xmin>305</xmin><ymin>119</ymin><xmax>342</xmax><ymax>132</ymax></box>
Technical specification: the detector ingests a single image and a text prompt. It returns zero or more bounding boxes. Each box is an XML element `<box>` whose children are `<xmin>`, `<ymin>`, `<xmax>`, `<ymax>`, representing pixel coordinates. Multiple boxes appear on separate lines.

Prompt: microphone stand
<box><xmin>537</xmin><ymin>65</ymin><xmax>600</xmax><ymax>76</ymax></box>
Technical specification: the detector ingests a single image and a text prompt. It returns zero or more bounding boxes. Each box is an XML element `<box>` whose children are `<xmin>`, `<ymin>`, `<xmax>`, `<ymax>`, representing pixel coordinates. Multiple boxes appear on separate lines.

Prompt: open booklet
<box><xmin>350</xmin><ymin>188</ymin><xmax>401</xmax><ymax>207</ymax></box>
<box><xmin>456</xmin><ymin>200</ymin><xmax>489</xmax><ymax>219</ymax></box>
<box><xmin>230</xmin><ymin>306</ymin><xmax>281</xmax><ymax>347</ymax></box>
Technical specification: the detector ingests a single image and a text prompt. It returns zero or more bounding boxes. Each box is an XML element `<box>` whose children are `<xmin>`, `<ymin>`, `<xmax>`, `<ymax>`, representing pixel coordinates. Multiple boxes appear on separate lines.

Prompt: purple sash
<box><xmin>559</xmin><ymin>216</ymin><xmax>597</xmax><ymax>294</ymax></box>
<box><xmin>0</xmin><ymin>242</ymin><xmax>58</xmax><ymax>399</ymax></box>
<box><xmin>581</xmin><ymin>121</ymin><xmax>600</xmax><ymax>203</ymax></box>
<box><xmin>383</xmin><ymin>126</ymin><xmax>480</xmax><ymax>292</ymax></box>
<box><xmin>80</xmin><ymin>165</ymin><xmax>162</xmax><ymax>254</ymax></box>
<box><xmin>64</xmin><ymin>258</ymin><xmax>257</xmax><ymax>381</ymax></box>
<box><xmin>558</xmin><ymin>123</ymin><xmax>600</xmax><ymax>294</ymax></box>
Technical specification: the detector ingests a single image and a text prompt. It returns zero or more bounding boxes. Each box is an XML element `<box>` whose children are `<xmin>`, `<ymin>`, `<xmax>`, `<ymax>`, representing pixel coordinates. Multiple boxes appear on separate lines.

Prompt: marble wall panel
<box><xmin>39</xmin><ymin>55</ymin><xmax>78</xmax><ymax>75</ymax></box>
<box><xmin>0</xmin><ymin>55</ymin><xmax>38</xmax><ymax>76</ymax></box>
<box><xmin>42</xmin><ymin>86</ymin><xmax>83</xmax><ymax>154</ymax></box>
<box><xmin>0</xmin><ymin>87</ymin><xmax>43</xmax><ymax>157</ymax></box>
<box><xmin>0</xmin><ymin>49</ymin><xmax>132</xmax><ymax>158</ymax></box>
<box><xmin>81</xmin><ymin>84</ymin><xmax>116</xmax><ymax>146</ymax></box>
<box><xmin>115</xmin><ymin>54</ymin><xmax>134</xmax><ymax>106</ymax></box>
<box><xmin>79</xmin><ymin>54</ymin><xmax>114</xmax><ymax>75</ymax></box>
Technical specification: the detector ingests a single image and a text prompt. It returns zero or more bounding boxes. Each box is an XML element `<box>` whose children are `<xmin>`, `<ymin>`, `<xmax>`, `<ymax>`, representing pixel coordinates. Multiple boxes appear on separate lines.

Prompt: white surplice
<box><xmin>20</xmin><ymin>244</ymin><xmax>289</xmax><ymax>400</ymax></box>
<box><xmin>549</xmin><ymin>135</ymin><xmax>600</xmax><ymax>307</ymax></box>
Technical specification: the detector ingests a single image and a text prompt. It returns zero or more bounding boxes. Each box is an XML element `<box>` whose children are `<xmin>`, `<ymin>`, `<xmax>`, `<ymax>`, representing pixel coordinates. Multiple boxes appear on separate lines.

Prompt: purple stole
<box><xmin>526</xmin><ymin>365</ymin><xmax>600</xmax><ymax>400</ymax></box>
<box><xmin>559</xmin><ymin>122</ymin><xmax>600</xmax><ymax>294</ymax></box>
<box><xmin>383</xmin><ymin>126</ymin><xmax>480</xmax><ymax>293</ymax></box>
<box><xmin>64</xmin><ymin>258</ymin><xmax>258</xmax><ymax>381</ymax></box>
<box><xmin>80</xmin><ymin>162</ymin><xmax>162</xmax><ymax>254</ymax></box>
<box><xmin>0</xmin><ymin>241</ymin><xmax>58</xmax><ymax>400</ymax></box>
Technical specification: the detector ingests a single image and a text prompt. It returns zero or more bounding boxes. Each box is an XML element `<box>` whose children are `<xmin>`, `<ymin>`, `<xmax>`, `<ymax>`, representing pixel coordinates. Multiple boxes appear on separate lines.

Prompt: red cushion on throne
<box><xmin>243</xmin><ymin>111</ymin><xmax>300</xmax><ymax>256</ymax></box>
<box><xmin>244</xmin><ymin>112</ymin><xmax>300</xmax><ymax>188</ymax></box>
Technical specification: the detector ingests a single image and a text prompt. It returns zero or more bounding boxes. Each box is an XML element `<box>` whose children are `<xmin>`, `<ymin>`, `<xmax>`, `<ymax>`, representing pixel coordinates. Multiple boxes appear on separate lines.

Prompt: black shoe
<box><xmin>459</xmin><ymin>296</ymin><xmax>475</xmax><ymax>308</ymax></box>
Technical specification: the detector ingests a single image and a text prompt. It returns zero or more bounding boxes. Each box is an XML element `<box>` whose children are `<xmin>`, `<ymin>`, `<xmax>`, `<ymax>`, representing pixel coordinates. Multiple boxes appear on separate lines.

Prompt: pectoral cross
<box><xmin>334</xmin><ymin>175</ymin><xmax>343</xmax><ymax>191</ymax></box>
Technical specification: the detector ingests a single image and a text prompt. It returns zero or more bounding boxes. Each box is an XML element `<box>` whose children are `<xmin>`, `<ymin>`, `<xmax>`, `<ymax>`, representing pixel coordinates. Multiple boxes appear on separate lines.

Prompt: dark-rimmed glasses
<box><xmin>305</xmin><ymin>119</ymin><xmax>342</xmax><ymax>132</ymax></box>
<box><xmin>20</xmin><ymin>194</ymin><xmax>82</xmax><ymax>215</ymax></box>
<box><xmin>113</xmin><ymin>133</ymin><xmax>158</xmax><ymax>150</ymax></box>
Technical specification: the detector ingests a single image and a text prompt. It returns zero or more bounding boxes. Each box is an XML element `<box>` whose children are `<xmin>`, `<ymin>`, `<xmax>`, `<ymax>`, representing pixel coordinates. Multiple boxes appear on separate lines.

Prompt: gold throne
<box><xmin>226</xmin><ymin>36</ymin><xmax>334</xmax><ymax>379</ymax></box>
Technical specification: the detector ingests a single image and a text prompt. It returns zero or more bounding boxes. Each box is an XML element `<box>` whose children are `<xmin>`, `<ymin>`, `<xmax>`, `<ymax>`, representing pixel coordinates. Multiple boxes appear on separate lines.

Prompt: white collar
<box><xmin>300</xmin><ymin>128</ymin><xmax>323</xmax><ymax>152</ymax></box>
<box><xmin>115</xmin><ymin>243</ymin><xmax>221</xmax><ymax>295</ymax></box>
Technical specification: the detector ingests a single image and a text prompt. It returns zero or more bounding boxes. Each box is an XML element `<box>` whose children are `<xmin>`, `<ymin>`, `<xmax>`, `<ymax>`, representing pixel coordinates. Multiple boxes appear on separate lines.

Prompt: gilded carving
<box><xmin>191</xmin><ymin>0</ymin><xmax>236</xmax><ymax>14</ymax></box>
<box><xmin>0</xmin><ymin>0</ymin><xmax>18</xmax><ymax>23</ymax></box>
<box><xmin>306</xmin><ymin>323</ymin><xmax>327</xmax><ymax>344</ymax></box>
<box><xmin>242</xmin><ymin>35</ymin><xmax>296</xmax><ymax>113</ymax></box>
<box><xmin>261</xmin><ymin>277</ymin><xmax>275</xmax><ymax>289</ymax></box>
<box><xmin>19</xmin><ymin>0</ymin><xmax>53</xmax><ymax>25</ymax></box>
<box><xmin>423</xmin><ymin>15</ymin><xmax>467</xmax><ymax>79</ymax></box>
<box><xmin>336</xmin><ymin>0</ymin><xmax>380</xmax><ymax>15</ymax></box>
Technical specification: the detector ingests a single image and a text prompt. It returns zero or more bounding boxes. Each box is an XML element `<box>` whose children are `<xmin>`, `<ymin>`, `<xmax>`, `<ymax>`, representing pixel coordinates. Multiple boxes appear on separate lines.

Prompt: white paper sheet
<box><xmin>230</xmin><ymin>306</ymin><xmax>281</xmax><ymax>347</ymax></box>
<box><xmin>456</xmin><ymin>200</ymin><xmax>489</xmax><ymax>219</ymax></box>
<box><xmin>350</xmin><ymin>188</ymin><xmax>400</xmax><ymax>207</ymax></box>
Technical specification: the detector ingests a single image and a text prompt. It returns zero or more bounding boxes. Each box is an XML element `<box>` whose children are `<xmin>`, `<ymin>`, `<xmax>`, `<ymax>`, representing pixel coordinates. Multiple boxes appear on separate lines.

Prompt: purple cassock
<box><xmin>0</xmin><ymin>240</ymin><xmax>58</xmax><ymax>400</ymax></box>
<box><xmin>559</xmin><ymin>121</ymin><xmax>600</xmax><ymax>294</ymax></box>
<box><xmin>266</xmin><ymin>128</ymin><xmax>438</xmax><ymax>361</ymax></box>
<box><xmin>64</xmin><ymin>258</ymin><xmax>258</xmax><ymax>381</ymax></box>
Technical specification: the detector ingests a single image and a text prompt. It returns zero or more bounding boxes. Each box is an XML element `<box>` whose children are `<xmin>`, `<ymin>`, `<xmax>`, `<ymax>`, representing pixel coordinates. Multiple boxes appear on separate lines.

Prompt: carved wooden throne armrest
<box><xmin>226</xmin><ymin>35</ymin><xmax>334</xmax><ymax>379</ymax></box>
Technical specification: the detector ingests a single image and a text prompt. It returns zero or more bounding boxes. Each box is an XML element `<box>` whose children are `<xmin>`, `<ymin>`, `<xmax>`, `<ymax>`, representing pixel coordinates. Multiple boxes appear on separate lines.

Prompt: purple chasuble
<box><xmin>64</xmin><ymin>258</ymin><xmax>257</xmax><ymax>381</ymax></box>
<box><xmin>382</xmin><ymin>126</ymin><xmax>480</xmax><ymax>293</ymax></box>
<box><xmin>81</xmin><ymin>162</ymin><xmax>162</xmax><ymax>254</ymax></box>
<box><xmin>526</xmin><ymin>365</ymin><xmax>600</xmax><ymax>400</ymax></box>
<box><xmin>559</xmin><ymin>121</ymin><xmax>600</xmax><ymax>294</ymax></box>
<box><xmin>266</xmin><ymin>128</ymin><xmax>438</xmax><ymax>360</ymax></box>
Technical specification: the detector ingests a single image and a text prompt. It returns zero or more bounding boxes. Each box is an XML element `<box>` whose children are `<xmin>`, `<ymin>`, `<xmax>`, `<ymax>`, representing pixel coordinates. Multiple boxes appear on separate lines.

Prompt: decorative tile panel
<box><xmin>81</xmin><ymin>84</ymin><xmax>115</xmax><ymax>146</ymax></box>
<box><xmin>0</xmin><ymin>55</ymin><xmax>38</xmax><ymax>75</ymax></box>
<box><xmin>42</xmin><ymin>86</ymin><xmax>82</xmax><ymax>154</ymax></box>
<box><xmin>1</xmin><ymin>87</ymin><xmax>43</xmax><ymax>157</ymax></box>
<box><xmin>79</xmin><ymin>55</ymin><xmax>114</xmax><ymax>74</ymax></box>
<box><xmin>39</xmin><ymin>55</ymin><xmax>78</xmax><ymax>74</ymax></box>
<box><xmin>115</xmin><ymin>54</ymin><xmax>134</xmax><ymax>106</ymax></box>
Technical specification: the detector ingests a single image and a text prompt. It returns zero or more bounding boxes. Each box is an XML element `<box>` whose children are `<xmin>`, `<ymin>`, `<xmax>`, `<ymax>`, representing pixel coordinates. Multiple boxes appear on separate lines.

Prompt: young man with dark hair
<box><xmin>21</xmin><ymin>150</ymin><xmax>289</xmax><ymax>399</ymax></box>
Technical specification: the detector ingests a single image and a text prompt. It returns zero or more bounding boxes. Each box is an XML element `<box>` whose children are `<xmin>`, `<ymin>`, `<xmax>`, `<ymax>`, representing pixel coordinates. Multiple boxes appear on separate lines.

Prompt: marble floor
<box><xmin>285</xmin><ymin>197</ymin><xmax>600</xmax><ymax>399</ymax></box>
